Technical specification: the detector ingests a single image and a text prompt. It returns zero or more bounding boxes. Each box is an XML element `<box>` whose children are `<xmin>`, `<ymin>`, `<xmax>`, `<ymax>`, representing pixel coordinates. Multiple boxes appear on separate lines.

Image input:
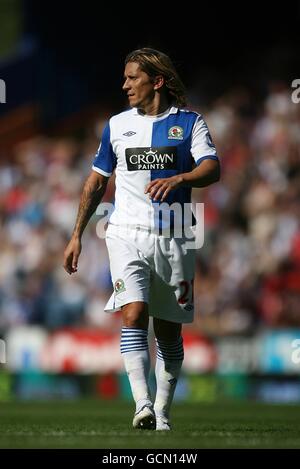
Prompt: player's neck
<box><xmin>138</xmin><ymin>95</ymin><xmax>170</xmax><ymax>117</ymax></box>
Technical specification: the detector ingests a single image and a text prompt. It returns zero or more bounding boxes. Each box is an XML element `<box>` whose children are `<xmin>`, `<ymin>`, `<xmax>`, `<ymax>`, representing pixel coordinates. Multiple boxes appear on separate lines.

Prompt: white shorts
<box><xmin>104</xmin><ymin>224</ymin><xmax>196</xmax><ymax>323</ymax></box>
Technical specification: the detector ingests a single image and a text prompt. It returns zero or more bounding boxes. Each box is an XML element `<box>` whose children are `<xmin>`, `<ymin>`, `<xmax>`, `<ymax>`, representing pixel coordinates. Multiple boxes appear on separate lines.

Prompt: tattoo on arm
<box><xmin>73</xmin><ymin>177</ymin><xmax>106</xmax><ymax>238</ymax></box>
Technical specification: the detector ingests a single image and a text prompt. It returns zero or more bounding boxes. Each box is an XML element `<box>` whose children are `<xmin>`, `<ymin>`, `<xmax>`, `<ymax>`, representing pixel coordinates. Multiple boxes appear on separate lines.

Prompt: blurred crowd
<box><xmin>0</xmin><ymin>82</ymin><xmax>299</xmax><ymax>336</ymax></box>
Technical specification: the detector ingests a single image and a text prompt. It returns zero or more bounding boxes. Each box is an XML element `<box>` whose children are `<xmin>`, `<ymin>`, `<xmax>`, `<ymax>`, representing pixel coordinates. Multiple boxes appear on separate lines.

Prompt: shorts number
<box><xmin>178</xmin><ymin>279</ymin><xmax>194</xmax><ymax>304</ymax></box>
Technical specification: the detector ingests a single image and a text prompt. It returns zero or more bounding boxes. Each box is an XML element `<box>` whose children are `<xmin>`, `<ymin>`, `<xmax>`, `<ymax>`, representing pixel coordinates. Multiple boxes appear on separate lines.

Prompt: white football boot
<box><xmin>156</xmin><ymin>415</ymin><xmax>171</xmax><ymax>431</ymax></box>
<box><xmin>132</xmin><ymin>405</ymin><xmax>156</xmax><ymax>430</ymax></box>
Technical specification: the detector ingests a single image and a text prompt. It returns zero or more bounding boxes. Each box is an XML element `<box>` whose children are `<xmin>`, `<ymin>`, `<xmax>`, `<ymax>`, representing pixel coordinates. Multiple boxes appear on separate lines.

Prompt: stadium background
<box><xmin>0</xmin><ymin>0</ymin><xmax>300</xmax><ymax>408</ymax></box>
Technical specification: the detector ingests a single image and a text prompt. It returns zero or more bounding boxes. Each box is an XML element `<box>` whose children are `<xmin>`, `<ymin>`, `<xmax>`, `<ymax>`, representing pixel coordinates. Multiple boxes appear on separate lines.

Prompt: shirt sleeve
<box><xmin>92</xmin><ymin>121</ymin><xmax>117</xmax><ymax>176</ymax></box>
<box><xmin>191</xmin><ymin>115</ymin><xmax>219</xmax><ymax>166</ymax></box>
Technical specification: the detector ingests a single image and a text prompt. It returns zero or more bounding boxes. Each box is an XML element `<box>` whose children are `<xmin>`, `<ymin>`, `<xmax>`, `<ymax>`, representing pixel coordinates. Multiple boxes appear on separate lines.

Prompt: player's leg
<box><xmin>121</xmin><ymin>301</ymin><xmax>155</xmax><ymax>429</ymax></box>
<box><xmin>153</xmin><ymin>318</ymin><xmax>183</xmax><ymax>430</ymax></box>
<box><xmin>105</xmin><ymin>227</ymin><xmax>154</xmax><ymax>428</ymax></box>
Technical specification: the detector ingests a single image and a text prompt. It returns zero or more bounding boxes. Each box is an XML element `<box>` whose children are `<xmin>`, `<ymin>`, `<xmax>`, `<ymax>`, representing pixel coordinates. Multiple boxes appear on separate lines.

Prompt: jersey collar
<box><xmin>132</xmin><ymin>106</ymin><xmax>179</xmax><ymax>117</ymax></box>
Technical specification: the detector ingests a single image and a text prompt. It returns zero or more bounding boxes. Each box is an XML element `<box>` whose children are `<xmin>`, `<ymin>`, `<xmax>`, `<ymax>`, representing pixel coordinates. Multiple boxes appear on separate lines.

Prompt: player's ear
<box><xmin>153</xmin><ymin>75</ymin><xmax>164</xmax><ymax>90</ymax></box>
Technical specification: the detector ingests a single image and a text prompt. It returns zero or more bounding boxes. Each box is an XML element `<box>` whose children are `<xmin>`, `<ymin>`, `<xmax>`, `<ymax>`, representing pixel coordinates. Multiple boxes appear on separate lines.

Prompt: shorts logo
<box><xmin>168</xmin><ymin>126</ymin><xmax>183</xmax><ymax>140</ymax></box>
<box><xmin>123</xmin><ymin>131</ymin><xmax>136</xmax><ymax>137</ymax></box>
<box><xmin>114</xmin><ymin>278</ymin><xmax>126</xmax><ymax>295</ymax></box>
<box><xmin>125</xmin><ymin>146</ymin><xmax>177</xmax><ymax>170</ymax></box>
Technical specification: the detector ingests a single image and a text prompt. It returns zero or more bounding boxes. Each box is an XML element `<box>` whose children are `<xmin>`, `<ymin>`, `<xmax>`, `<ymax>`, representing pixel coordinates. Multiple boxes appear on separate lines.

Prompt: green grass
<box><xmin>0</xmin><ymin>400</ymin><xmax>300</xmax><ymax>448</ymax></box>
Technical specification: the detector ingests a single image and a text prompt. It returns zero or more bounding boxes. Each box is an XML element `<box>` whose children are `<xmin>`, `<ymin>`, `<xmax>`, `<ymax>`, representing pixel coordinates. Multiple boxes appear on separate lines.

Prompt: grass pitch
<box><xmin>0</xmin><ymin>400</ymin><xmax>299</xmax><ymax>449</ymax></box>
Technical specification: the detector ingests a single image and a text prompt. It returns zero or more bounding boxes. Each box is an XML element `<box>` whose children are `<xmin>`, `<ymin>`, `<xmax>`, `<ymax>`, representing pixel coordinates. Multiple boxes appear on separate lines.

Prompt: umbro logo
<box><xmin>123</xmin><ymin>131</ymin><xmax>136</xmax><ymax>137</ymax></box>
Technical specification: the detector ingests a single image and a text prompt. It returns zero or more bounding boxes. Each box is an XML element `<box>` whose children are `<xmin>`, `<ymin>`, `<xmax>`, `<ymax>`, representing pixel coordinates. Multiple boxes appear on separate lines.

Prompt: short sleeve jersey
<box><xmin>92</xmin><ymin>106</ymin><xmax>218</xmax><ymax>230</ymax></box>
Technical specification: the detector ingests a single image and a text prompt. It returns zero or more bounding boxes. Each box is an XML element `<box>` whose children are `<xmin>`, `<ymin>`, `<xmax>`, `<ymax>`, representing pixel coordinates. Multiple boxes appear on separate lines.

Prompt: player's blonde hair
<box><xmin>125</xmin><ymin>48</ymin><xmax>187</xmax><ymax>108</ymax></box>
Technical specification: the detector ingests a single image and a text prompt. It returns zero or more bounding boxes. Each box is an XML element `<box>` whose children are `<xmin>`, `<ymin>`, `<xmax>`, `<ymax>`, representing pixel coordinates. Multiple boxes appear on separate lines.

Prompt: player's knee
<box><xmin>122</xmin><ymin>303</ymin><xmax>148</xmax><ymax>329</ymax></box>
<box><xmin>123</xmin><ymin>313</ymin><xmax>148</xmax><ymax>329</ymax></box>
<box><xmin>154</xmin><ymin>318</ymin><xmax>182</xmax><ymax>342</ymax></box>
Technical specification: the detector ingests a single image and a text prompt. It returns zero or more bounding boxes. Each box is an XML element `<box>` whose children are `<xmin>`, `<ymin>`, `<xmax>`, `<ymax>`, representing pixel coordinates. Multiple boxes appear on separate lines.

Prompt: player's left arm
<box><xmin>145</xmin><ymin>115</ymin><xmax>220</xmax><ymax>202</ymax></box>
<box><xmin>144</xmin><ymin>158</ymin><xmax>220</xmax><ymax>202</ymax></box>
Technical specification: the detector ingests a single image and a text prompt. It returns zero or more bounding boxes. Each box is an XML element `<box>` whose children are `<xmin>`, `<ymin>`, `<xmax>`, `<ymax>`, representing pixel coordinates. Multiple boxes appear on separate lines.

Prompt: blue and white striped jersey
<box><xmin>92</xmin><ymin>106</ymin><xmax>218</xmax><ymax>230</ymax></box>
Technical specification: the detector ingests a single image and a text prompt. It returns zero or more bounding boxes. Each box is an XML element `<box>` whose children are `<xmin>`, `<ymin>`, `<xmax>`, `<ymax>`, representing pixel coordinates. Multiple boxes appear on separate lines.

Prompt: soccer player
<box><xmin>63</xmin><ymin>48</ymin><xmax>220</xmax><ymax>430</ymax></box>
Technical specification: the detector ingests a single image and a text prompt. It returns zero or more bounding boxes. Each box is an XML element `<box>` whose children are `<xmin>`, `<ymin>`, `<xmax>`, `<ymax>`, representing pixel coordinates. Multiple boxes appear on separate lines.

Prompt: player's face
<box><xmin>123</xmin><ymin>62</ymin><xmax>156</xmax><ymax>109</ymax></box>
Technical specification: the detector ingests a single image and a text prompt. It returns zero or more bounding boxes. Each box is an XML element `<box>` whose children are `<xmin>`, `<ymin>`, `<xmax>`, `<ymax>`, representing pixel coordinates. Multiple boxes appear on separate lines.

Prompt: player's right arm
<box><xmin>63</xmin><ymin>171</ymin><xmax>109</xmax><ymax>274</ymax></box>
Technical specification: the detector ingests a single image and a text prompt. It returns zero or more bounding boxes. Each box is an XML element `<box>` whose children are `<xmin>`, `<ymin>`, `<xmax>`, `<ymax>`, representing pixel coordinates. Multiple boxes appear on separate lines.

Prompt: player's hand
<box><xmin>63</xmin><ymin>237</ymin><xmax>82</xmax><ymax>274</ymax></box>
<box><xmin>144</xmin><ymin>175</ymin><xmax>184</xmax><ymax>202</ymax></box>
